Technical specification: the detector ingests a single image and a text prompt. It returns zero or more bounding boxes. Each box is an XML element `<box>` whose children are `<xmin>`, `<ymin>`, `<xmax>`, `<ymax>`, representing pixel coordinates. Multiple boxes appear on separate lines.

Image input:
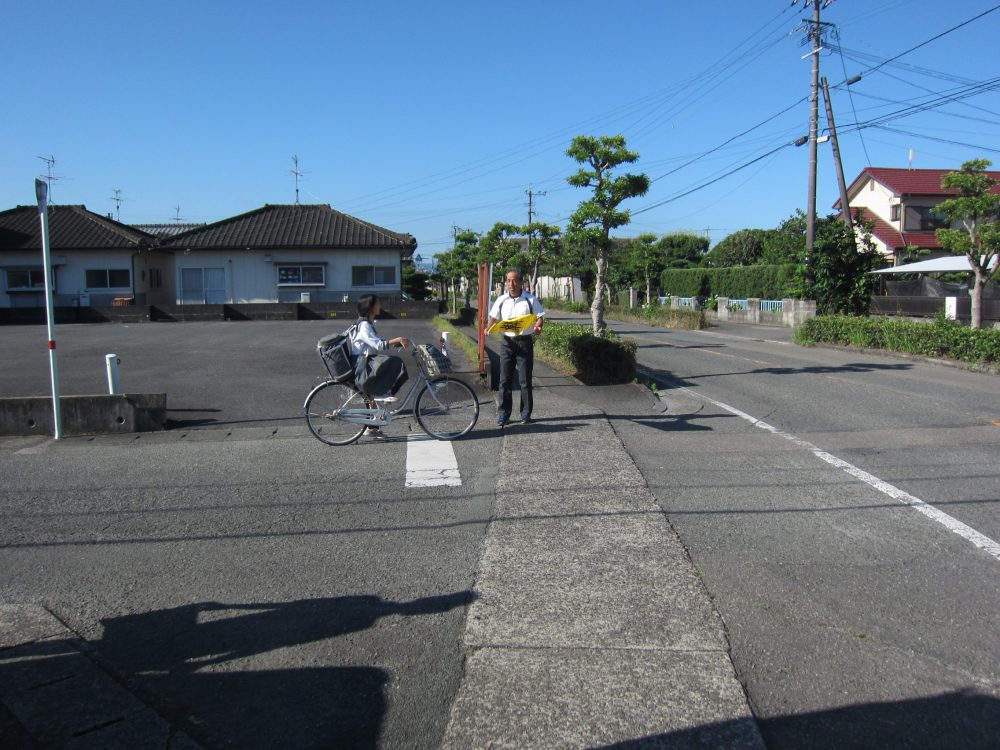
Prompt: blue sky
<box><xmin>3</xmin><ymin>1</ymin><xmax>998</xmax><ymax>259</ymax></box>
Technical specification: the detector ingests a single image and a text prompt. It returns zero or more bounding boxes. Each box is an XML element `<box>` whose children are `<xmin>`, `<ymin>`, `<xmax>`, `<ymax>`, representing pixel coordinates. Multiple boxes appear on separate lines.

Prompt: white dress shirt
<box><xmin>488</xmin><ymin>292</ymin><xmax>545</xmax><ymax>336</ymax></box>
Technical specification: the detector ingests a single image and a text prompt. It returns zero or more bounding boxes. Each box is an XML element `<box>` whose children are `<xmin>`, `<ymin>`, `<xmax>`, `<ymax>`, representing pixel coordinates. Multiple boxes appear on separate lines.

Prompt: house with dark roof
<box><xmin>159</xmin><ymin>204</ymin><xmax>416</xmax><ymax>304</ymax></box>
<box><xmin>0</xmin><ymin>205</ymin><xmax>170</xmax><ymax>308</ymax></box>
<box><xmin>836</xmin><ymin>167</ymin><xmax>1000</xmax><ymax>263</ymax></box>
<box><xmin>0</xmin><ymin>203</ymin><xmax>417</xmax><ymax>308</ymax></box>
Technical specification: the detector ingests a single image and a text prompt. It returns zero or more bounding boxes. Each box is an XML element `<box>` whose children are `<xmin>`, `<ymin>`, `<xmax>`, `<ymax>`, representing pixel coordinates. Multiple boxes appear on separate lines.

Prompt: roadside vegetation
<box><xmin>533</xmin><ymin>321</ymin><xmax>637</xmax><ymax>385</ymax></box>
<box><xmin>543</xmin><ymin>297</ymin><xmax>704</xmax><ymax>330</ymax></box>
<box><xmin>795</xmin><ymin>314</ymin><xmax>1000</xmax><ymax>366</ymax></box>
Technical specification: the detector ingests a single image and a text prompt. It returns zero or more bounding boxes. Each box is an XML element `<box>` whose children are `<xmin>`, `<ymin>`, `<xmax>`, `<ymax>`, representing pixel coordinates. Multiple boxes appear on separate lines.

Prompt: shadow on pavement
<box><xmin>87</xmin><ymin>591</ymin><xmax>476</xmax><ymax>748</ymax></box>
<box><xmin>593</xmin><ymin>690</ymin><xmax>1000</xmax><ymax>750</ymax></box>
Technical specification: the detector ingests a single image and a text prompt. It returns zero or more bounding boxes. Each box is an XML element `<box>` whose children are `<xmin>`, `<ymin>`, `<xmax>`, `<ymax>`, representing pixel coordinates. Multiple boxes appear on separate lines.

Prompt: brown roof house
<box><xmin>160</xmin><ymin>204</ymin><xmax>417</xmax><ymax>304</ymax></box>
<box><xmin>0</xmin><ymin>205</ymin><xmax>165</xmax><ymax>308</ymax></box>
<box><xmin>836</xmin><ymin>167</ymin><xmax>1000</xmax><ymax>264</ymax></box>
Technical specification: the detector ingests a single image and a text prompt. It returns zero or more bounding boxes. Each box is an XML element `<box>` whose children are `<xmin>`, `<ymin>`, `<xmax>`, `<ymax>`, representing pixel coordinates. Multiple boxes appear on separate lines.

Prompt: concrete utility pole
<box><xmin>793</xmin><ymin>0</ymin><xmax>836</xmax><ymax>281</ymax></box>
<box><xmin>821</xmin><ymin>76</ymin><xmax>854</xmax><ymax>243</ymax></box>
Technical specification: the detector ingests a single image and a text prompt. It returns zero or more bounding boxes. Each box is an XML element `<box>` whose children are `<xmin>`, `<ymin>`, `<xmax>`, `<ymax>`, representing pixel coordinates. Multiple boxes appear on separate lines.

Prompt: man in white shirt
<box><xmin>486</xmin><ymin>270</ymin><xmax>545</xmax><ymax>426</ymax></box>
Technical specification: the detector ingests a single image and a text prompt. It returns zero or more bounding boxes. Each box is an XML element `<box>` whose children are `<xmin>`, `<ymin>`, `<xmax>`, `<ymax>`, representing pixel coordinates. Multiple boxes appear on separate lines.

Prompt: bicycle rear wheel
<box><xmin>305</xmin><ymin>382</ymin><xmax>367</xmax><ymax>445</ymax></box>
<box><xmin>415</xmin><ymin>377</ymin><xmax>479</xmax><ymax>440</ymax></box>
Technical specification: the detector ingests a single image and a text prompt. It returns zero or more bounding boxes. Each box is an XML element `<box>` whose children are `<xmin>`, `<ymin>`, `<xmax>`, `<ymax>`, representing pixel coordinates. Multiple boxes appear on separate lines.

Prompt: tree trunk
<box><xmin>592</xmin><ymin>254</ymin><xmax>608</xmax><ymax>336</ymax></box>
<box><xmin>970</xmin><ymin>259</ymin><xmax>985</xmax><ymax>329</ymax></box>
<box><xmin>531</xmin><ymin>259</ymin><xmax>540</xmax><ymax>298</ymax></box>
<box><xmin>646</xmin><ymin>276</ymin><xmax>652</xmax><ymax>305</ymax></box>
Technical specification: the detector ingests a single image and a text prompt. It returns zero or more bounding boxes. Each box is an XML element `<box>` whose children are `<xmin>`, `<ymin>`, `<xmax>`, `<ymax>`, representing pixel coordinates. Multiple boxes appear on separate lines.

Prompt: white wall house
<box><xmin>162</xmin><ymin>204</ymin><xmax>416</xmax><ymax>305</ymax></box>
<box><xmin>838</xmin><ymin>167</ymin><xmax>1000</xmax><ymax>264</ymax></box>
<box><xmin>0</xmin><ymin>204</ymin><xmax>416</xmax><ymax>308</ymax></box>
<box><xmin>0</xmin><ymin>205</ymin><xmax>168</xmax><ymax>308</ymax></box>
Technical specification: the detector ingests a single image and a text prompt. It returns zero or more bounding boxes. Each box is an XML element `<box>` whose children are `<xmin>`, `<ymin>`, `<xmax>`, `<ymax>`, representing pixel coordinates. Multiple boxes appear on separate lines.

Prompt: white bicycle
<box><xmin>304</xmin><ymin>344</ymin><xmax>480</xmax><ymax>445</ymax></box>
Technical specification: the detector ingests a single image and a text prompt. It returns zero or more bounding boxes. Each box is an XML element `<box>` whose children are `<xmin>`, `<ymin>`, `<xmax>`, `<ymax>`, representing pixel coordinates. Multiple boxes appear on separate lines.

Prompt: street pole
<box><xmin>821</xmin><ymin>76</ymin><xmax>855</xmax><ymax>248</ymax></box>
<box><xmin>805</xmin><ymin>0</ymin><xmax>821</xmax><ymax>281</ymax></box>
<box><xmin>35</xmin><ymin>179</ymin><xmax>62</xmax><ymax>439</ymax></box>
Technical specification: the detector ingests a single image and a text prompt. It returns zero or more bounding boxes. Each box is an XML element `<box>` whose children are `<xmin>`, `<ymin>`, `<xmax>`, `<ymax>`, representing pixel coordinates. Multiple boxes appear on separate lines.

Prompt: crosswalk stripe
<box><xmin>405</xmin><ymin>434</ymin><xmax>461</xmax><ymax>487</ymax></box>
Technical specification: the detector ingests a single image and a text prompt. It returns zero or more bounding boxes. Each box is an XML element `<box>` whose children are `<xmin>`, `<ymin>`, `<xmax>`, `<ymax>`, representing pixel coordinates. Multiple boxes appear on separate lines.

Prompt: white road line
<box><xmin>405</xmin><ymin>434</ymin><xmax>461</xmax><ymax>487</ymax></box>
<box><xmin>680</xmin><ymin>386</ymin><xmax>1000</xmax><ymax>563</ymax></box>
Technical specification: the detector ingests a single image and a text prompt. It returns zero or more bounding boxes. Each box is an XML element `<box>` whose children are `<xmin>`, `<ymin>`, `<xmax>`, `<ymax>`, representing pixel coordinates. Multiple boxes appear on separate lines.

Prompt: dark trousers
<box><xmin>498</xmin><ymin>335</ymin><xmax>534</xmax><ymax>420</ymax></box>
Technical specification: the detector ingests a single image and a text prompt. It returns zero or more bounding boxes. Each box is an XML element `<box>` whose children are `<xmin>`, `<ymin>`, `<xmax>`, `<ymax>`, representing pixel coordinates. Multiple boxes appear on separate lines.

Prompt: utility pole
<box><xmin>821</xmin><ymin>76</ymin><xmax>853</xmax><ymax>243</ymax></box>
<box><xmin>794</xmin><ymin>0</ymin><xmax>834</xmax><ymax>280</ymax></box>
<box><xmin>525</xmin><ymin>186</ymin><xmax>546</xmax><ymax>254</ymax></box>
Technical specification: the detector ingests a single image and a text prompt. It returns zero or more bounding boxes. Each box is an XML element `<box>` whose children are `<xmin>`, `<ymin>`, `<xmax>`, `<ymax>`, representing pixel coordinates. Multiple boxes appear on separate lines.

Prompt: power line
<box><xmin>862</xmin><ymin>4</ymin><xmax>1000</xmax><ymax>77</ymax></box>
<box><xmin>632</xmin><ymin>141</ymin><xmax>797</xmax><ymax>217</ymax></box>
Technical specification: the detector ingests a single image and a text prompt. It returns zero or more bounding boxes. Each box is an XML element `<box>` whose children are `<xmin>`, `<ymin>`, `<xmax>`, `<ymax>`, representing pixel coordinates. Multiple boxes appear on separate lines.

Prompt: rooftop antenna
<box><xmin>173</xmin><ymin>205</ymin><xmax>184</xmax><ymax>224</ymax></box>
<box><xmin>290</xmin><ymin>155</ymin><xmax>307</xmax><ymax>205</ymax></box>
<box><xmin>36</xmin><ymin>155</ymin><xmax>64</xmax><ymax>201</ymax></box>
<box><xmin>908</xmin><ymin>148</ymin><xmax>915</xmax><ymax>170</ymax></box>
<box><xmin>110</xmin><ymin>189</ymin><xmax>124</xmax><ymax>221</ymax></box>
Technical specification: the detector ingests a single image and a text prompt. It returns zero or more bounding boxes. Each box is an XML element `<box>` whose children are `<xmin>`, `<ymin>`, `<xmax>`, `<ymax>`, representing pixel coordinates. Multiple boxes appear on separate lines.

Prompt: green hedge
<box><xmin>535</xmin><ymin>321</ymin><xmax>637</xmax><ymax>384</ymax></box>
<box><xmin>542</xmin><ymin>298</ymin><xmax>704</xmax><ymax>330</ymax></box>
<box><xmin>661</xmin><ymin>264</ymin><xmax>799</xmax><ymax>299</ymax></box>
<box><xmin>795</xmin><ymin>315</ymin><xmax>1000</xmax><ymax>364</ymax></box>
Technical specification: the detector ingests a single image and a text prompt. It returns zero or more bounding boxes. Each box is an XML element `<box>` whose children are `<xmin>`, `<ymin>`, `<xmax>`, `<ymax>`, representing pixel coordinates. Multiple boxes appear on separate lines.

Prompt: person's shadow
<box><xmin>95</xmin><ymin>591</ymin><xmax>476</xmax><ymax>749</ymax></box>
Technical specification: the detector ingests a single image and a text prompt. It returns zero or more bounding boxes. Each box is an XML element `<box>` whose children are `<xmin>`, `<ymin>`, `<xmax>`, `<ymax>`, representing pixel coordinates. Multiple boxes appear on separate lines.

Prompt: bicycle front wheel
<box><xmin>415</xmin><ymin>377</ymin><xmax>480</xmax><ymax>440</ymax></box>
<box><xmin>305</xmin><ymin>382</ymin><xmax>367</xmax><ymax>445</ymax></box>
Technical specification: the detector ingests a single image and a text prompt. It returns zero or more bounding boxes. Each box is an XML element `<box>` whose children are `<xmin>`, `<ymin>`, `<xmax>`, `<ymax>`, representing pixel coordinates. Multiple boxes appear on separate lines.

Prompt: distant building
<box><xmin>837</xmin><ymin>167</ymin><xmax>1000</xmax><ymax>264</ymax></box>
<box><xmin>0</xmin><ymin>203</ymin><xmax>416</xmax><ymax>308</ymax></box>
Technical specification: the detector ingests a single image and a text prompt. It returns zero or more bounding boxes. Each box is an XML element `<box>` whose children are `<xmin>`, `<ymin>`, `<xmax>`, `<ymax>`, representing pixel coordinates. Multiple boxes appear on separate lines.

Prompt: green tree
<box><xmin>479</xmin><ymin>222</ymin><xmax>524</xmax><ymax>272</ymax></box>
<box><xmin>566</xmin><ymin>134</ymin><xmax>649</xmax><ymax>335</ymax></box>
<box><xmin>624</xmin><ymin>233</ymin><xmax>663</xmax><ymax>303</ymax></box>
<box><xmin>761</xmin><ymin>213</ymin><xmax>806</xmax><ymax>265</ymax></box>
<box><xmin>804</xmin><ymin>215</ymin><xmax>883</xmax><ymax>315</ymax></box>
<box><xmin>436</xmin><ymin>230</ymin><xmax>480</xmax><ymax>312</ymax></box>
<box><xmin>658</xmin><ymin>232</ymin><xmax>709</xmax><ymax>269</ymax></box>
<box><xmin>401</xmin><ymin>264</ymin><xmax>432</xmax><ymax>300</ymax></box>
<box><xmin>935</xmin><ymin>158</ymin><xmax>1000</xmax><ymax>329</ymax></box>
<box><xmin>523</xmin><ymin>222</ymin><xmax>562</xmax><ymax>294</ymax></box>
<box><xmin>705</xmin><ymin>229</ymin><xmax>768</xmax><ymax>267</ymax></box>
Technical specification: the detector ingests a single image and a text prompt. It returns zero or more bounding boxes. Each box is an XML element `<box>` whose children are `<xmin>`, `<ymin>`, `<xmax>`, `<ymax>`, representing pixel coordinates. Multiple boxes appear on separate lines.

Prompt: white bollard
<box><xmin>440</xmin><ymin>331</ymin><xmax>450</xmax><ymax>357</ymax></box>
<box><xmin>105</xmin><ymin>353</ymin><xmax>121</xmax><ymax>395</ymax></box>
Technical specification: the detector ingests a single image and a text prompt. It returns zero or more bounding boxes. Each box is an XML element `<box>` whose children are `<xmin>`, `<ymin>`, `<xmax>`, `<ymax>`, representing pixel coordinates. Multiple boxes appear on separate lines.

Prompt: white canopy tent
<box><xmin>872</xmin><ymin>255</ymin><xmax>998</xmax><ymax>274</ymax></box>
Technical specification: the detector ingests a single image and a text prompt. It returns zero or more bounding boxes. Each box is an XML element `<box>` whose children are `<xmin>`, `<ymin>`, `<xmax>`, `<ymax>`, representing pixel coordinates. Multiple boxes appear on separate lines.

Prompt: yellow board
<box><xmin>487</xmin><ymin>314</ymin><xmax>537</xmax><ymax>335</ymax></box>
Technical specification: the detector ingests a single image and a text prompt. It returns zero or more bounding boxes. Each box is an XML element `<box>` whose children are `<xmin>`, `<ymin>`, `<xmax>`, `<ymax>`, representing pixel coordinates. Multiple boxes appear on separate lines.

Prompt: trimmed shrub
<box><xmin>568</xmin><ymin>335</ymin><xmax>637</xmax><ymax>384</ymax></box>
<box><xmin>795</xmin><ymin>315</ymin><xmax>1000</xmax><ymax>364</ymax></box>
<box><xmin>535</xmin><ymin>321</ymin><xmax>637</xmax><ymax>384</ymax></box>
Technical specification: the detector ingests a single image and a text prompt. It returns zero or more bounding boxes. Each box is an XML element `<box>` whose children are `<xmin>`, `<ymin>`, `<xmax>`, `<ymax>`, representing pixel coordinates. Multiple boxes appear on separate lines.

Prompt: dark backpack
<box><xmin>317</xmin><ymin>320</ymin><xmax>361</xmax><ymax>383</ymax></box>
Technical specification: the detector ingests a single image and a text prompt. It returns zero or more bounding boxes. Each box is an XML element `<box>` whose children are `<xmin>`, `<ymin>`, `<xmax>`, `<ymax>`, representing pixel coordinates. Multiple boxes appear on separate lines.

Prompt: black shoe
<box><xmin>520</xmin><ymin>416</ymin><xmax>532</xmax><ymax>425</ymax></box>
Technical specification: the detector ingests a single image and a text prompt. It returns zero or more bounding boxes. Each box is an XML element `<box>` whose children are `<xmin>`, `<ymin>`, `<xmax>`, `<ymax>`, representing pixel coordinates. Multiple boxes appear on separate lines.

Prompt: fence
<box><xmin>870</xmin><ymin>295</ymin><xmax>1000</xmax><ymax>324</ymax></box>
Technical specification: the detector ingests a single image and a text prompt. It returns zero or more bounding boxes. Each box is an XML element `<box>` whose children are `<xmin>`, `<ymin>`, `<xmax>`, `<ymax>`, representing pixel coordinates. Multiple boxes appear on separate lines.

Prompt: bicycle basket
<box><xmin>415</xmin><ymin>344</ymin><xmax>452</xmax><ymax>376</ymax></box>
<box><xmin>317</xmin><ymin>330</ymin><xmax>356</xmax><ymax>383</ymax></box>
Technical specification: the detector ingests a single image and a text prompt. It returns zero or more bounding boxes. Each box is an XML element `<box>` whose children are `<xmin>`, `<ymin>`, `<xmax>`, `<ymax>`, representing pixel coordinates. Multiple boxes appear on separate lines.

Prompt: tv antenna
<box><xmin>173</xmin><ymin>205</ymin><xmax>184</xmax><ymax>224</ymax></box>
<box><xmin>290</xmin><ymin>155</ymin><xmax>308</xmax><ymax>205</ymax></box>
<box><xmin>37</xmin><ymin>155</ymin><xmax>65</xmax><ymax>201</ymax></box>
<box><xmin>110</xmin><ymin>189</ymin><xmax>124</xmax><ymax>221</ymax></box>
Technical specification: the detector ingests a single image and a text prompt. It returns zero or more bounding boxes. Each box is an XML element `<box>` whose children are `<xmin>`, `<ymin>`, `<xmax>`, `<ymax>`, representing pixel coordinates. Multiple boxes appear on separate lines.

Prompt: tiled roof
<box><xmin>131</xmin><ymin>223</ymin><xmax>206</xmax><ymax>238</ymax></box>
<box><xmin>853</xmin><ymin>208</ymin><xmax>941</xmax><ymax>251</ymax></box>
<box><xmin>0</xmin><ymin>205</ymin><xmax>155</xmax><ymax>251</ymax></box>
<box><xmin>162</xmin><ymin>204</ymin><xmax>417</xmax><ymax>254</ymax></box>
<box><xmin>840</xmin><ymin>167</ymin><xmax>1000</xmax><ymax>206</ymax></box>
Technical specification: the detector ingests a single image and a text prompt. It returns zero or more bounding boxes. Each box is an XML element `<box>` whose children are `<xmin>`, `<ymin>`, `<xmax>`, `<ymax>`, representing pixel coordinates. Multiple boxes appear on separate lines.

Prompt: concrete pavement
<box><xmin>0</xmin><ymin>320</ymin><xmax>764</xmax><ymax>748</ymax></box>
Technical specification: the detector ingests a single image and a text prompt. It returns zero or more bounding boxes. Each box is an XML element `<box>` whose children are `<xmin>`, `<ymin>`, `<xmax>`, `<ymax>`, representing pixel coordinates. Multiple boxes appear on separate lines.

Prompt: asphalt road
<box><xmin>2</xmin><ymin>315</ymin><xmax>999</xmax><ymax>748</ymax></box>
<box><xmin>0</xmin><ymin>318</ymin><xmax>497</xmax><ymax>749</ymax></box>
<box><xmin>551</xmin><ymin>312</ymin><xmax>1000</xmax><ymax>750</ymax></box>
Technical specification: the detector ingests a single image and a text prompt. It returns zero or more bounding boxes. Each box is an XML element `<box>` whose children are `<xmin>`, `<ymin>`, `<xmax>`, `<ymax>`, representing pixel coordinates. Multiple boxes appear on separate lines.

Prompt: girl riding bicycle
<box><xmin>352</xmin><ymin>294</ymin><xmax>411</xmax><ymax>436</ymax></box>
